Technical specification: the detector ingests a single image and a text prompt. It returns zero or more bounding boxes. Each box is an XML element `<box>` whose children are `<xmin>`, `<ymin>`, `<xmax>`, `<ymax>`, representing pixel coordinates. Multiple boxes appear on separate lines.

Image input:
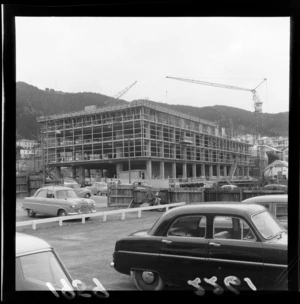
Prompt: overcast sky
<box><xmin>16</xmin><ymin>17</ymin><xmax>290</xmax><ymax>114</ymax></box>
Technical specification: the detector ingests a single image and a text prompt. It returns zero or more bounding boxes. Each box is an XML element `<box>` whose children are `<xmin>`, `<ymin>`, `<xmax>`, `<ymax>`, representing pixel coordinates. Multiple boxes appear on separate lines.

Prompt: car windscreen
<box><xmin>19</xmin><ymin>250</ymin><xmax>72</xmax><ymax>290</ymax></box>
<box><xmin>251</xmin><ymin>210</ymin><xmax>285</xmax><ymax>239</ymax></box>
<box><xmin>56</xmin><ymin>190</ymin><xmax>77</xmax><ymax>198</ymax></box>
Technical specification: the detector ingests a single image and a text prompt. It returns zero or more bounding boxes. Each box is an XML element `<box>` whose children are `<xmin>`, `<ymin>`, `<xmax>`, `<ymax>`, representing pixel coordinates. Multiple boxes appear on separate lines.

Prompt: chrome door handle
<box><xmin>162</xmin><ymin>239</ymin><xmax>172</xmax><ymax>244</ymax></box>
<box><xmin>209</xmin><ymin>242</ymin><xmax>221</xmax><ymax>247</ymax></box>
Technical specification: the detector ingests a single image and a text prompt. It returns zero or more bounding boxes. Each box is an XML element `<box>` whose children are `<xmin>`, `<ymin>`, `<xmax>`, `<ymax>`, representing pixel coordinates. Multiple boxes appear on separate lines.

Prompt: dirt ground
<box><xmin>16</xmin><ymin>202</ymin><xmax>163</xmax><ymax>291</ymax></box>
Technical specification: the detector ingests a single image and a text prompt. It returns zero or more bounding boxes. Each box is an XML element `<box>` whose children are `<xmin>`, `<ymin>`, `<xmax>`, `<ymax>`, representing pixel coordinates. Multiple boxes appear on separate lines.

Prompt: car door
<box><xmin>44</xmin><ymin>189</ymin><xmax>61</xmax><ymax>216</ymax></box>
<box><xmin>159</xmin><ymin>215</ymin><xmax>209</xmax><ymax>288</ymax></box>
<box><xmin>27</xmin><ymin>189</ymin><xmax>48</xmax><ymax>215</ymax></box>
<box><xmin>207</xmin><ymin>216</ymin><xmax>263</xmax><ymax>291</ymax></box>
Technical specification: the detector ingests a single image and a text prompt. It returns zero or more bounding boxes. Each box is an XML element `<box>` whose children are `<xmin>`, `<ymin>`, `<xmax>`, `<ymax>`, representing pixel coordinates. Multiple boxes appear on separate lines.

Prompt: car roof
<box><xmin>164</xmin><ymin>202</ymin><xmax>266</xmax><ymax>218</ymax></box>
<box><xmin>39</xmin><ymin>186</ymin><xmax>75</xmax><ymax>191</ymax></box>
<box><xmin>242</xmin><ymin>194</ymin><xmax>288</xmax><ymax>203</ymax></box>
<box><xmin>264</xmin><ymin>184</ymin><xmax>287</xmax><ymax>186</ymax></box>
<box><xmin>16</xmin><ymin>233</ymin><xmax>52</xmax><ymax>256</ymax></box>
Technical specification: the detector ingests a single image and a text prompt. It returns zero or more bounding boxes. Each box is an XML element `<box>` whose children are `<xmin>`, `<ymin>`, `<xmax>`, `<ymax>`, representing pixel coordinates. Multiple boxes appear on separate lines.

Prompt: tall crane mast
<box><xmin>113</xmin><ymin>81</ymin><xmax>137</xmax><ymax>100</ymax></box>
<box><xmin>166</xmin><ymin>76</ymin><xmax>267</xmax><ymax>141</ymax></box>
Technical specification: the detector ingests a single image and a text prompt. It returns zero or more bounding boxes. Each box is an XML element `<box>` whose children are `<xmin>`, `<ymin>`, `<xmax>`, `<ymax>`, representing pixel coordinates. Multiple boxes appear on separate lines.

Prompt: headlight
<box><xmin>71</xmin><ymin>205</ymin><xmax>75</xmax><ymax>208</ymax></box>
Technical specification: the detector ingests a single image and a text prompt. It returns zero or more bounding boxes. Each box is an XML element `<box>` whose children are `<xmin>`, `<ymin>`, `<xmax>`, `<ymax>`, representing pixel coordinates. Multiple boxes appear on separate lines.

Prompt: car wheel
<box><xmin>84</xmin><ymin>193</ymin><xmax>91</xmax><ymax>198</ymax></box>
<box><xmin>58</xmin><ymin>209</ymin><xmax>67</xmax><ymax>217</ymax></box>
<box><xmin>27</xmin><ymin>209</ymin><xmax>36</xmax><ymax>218</ymax></box>
<box><xmin>132</xmin><ymin>270</ymin><xmax>164</xmax><ymax>291</ymax></box>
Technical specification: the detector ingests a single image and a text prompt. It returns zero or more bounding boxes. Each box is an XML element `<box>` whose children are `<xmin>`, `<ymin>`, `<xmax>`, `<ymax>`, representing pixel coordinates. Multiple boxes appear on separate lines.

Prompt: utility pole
<box><xmin>41</xmin><ymin>126</ymin><xmax>46</xmax><ymax>184</ymax></box>
<box><xmin>128</xmin><ymin>137</ymin><xmax>131</xmax><ymax>184</ymax></box>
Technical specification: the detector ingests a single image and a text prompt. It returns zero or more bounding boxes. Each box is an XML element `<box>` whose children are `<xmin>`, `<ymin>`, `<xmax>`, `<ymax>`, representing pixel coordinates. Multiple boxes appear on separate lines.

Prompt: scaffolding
<box><xmin>38</xmin><ymin>100</ymin><xmax>254</xmax><ymax>179</ymax></box>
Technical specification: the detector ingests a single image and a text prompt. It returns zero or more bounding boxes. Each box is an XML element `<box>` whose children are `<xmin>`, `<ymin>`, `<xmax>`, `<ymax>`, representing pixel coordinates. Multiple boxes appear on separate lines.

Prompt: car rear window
<box><xmin>19</xmin><ymin>251</ymin><xmax>72</xmax><ymax>290</ymax></box>
<box><xmin>276</xmin><ymin>204</ymin><xmax>288</xmax><ymax>220</ymax></box>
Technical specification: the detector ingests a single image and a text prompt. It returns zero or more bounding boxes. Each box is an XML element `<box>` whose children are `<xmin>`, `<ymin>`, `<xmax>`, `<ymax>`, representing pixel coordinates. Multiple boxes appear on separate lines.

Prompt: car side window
<box><xmin>213</xmin><ymin>216</ymin><xmax>256</xmax><ymax>241</ymax></box>
<box><xmin>275</xmin><ymin>204</ymin><xmax>288</xmax><ymax>220</ymax></box>
<box><xmin>46</xmin><ymin>190</ymin><xmax>54</xmax><ymax>198</ymax></box>
<box><xmin>36</xmin><ymin>189</ymin><xmax>48</xmax><ymax>198</ymax></box>
<box><xmin>167</xmin><ymin>216</ymin><xmax>206</xmax><ymax>238</ymax></box>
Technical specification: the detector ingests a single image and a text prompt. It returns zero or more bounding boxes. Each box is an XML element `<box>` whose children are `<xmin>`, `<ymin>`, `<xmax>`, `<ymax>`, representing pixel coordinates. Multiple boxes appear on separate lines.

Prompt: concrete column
<box><xmin>182</xmin><ymin>146</ymin><xmax>187</xmax><ymax>160</ymax></box>
<box><xmin>116</xmin><ymin>163</ymin><xmax>123</xmax><ymax>178</ymax></box>
<box><xmin>172</xmin><ymin>162</ymin><xmax>176</xmax><ymax>179</ymax></box>
<box><xmin>159</xmin><ymin>143</ymin><xmax>164</xmax><ymax>157</ymax></box>
<box><xmin>78</xmin><ymin>166</ymin><xmax>85</xmax><ymax>186</ymax></box>
<box><xmin>201</xmin><ymin>164</ymin><xmax>205</xmax><ymax>177</ymax></box>
<box><xmin>223</xmin><ymin>165</ymin><xmax>227</xmax><ymax>177</ymax></box>
<box><xmin>209</xmin><ymin>165</ymin><xmax>213</xmax><ymax>177</ymax></box>
<box><xmin>146</xmin><ymin>160</ymin><xmax>152</xmax><ymax>179</ymax></box>
<box><xmin>72</xmin><ymin>167</ymin><xmax>76</xmax><ymax>179</ymax></box>
<box><xmin>86</xmin><ymin>169</ymin><xmax>91</xmax><ymax>178</ymax></box>
<box><xmin>160</xmin><ymin>161</ymin><xmax>165</xmax><ymax>179</ymax></box>
<box><xmin>192</xmin><ymin>163</ymin><xmax>197</xmax><ymax>179</ymax></box>
<box><xmin>54</xmin><ymin>166</ymin><xmax>62</xmax><ymax>179</ymax></box>
<box><xmin>216</xmin><ymin>165</ymin><xmax>220</xmax><ymax>178</ymax></box>
<box><xmin>182</xmin><ymin>163</ymin><xmax>187</xmax><ymax>179</ymax></box>
<box><xmin>245</xmin><ymin>167</ymin><xmax>249</xmax><ymax>177</ymax></box>
<box><xmin>116</xmin><ymin>147</ymin><xmax>122</xmax><ymax>158</ymax></box>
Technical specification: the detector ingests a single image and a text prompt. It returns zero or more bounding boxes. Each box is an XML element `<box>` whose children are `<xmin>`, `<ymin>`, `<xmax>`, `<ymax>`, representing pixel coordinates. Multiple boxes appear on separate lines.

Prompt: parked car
<box><xmin>64</xmin><ymin>180</ymin><xmax>92</xmax><ymax>198</ymax></box>
<box><xmin>132</xmin><ymin>181</ymin><xmax>152</xmax><ymax>189</ymax></box>
<box><xmin>23</xmin><ymin>186</ymin><xmax>96</xmax><ymax>217</ymax></box>
<box><xmin>85</xmin><ymin>182</ymin><xmax>108</xmax><ymax>196</ymax></box>
<box><xmin>16</xmin><ymin>232</ymin><xmax>73</xmax><ymax>290</ymax></box>
<box><xmin>84</xmin><ymin>177</ymin><xmax>95</xmax><ymax>187</ymax></box>
<box><xmin>242</xmin><ymin>194</ymin><xmax>288</xmax><ymax>229</ymax></box>
<box><xmin>112</xmin><ymin>203</ymin><xmax>287</xmax><ymax>291</ymax></box>
<box><xmin>262</xmin><ymin>184</ymin><xmax>288</xmax><ymax>191</ymax></box>
<box><xmin>220</xmin><ymin>184</ymin><xmax>237</xmax><ymax>190</ymax></box>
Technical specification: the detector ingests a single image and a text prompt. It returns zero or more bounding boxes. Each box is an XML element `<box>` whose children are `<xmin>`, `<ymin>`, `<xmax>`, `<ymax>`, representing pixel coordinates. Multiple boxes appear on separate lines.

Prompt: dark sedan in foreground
<box><xmin>112</xmin><ymin>203</ymin><xmax>287</xmax><ymax>291</ymax></box>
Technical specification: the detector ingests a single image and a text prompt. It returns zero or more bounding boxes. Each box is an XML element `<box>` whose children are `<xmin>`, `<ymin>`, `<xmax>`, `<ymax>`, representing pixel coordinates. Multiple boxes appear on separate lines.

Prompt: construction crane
<box><xmin>166</xmin><ymin>76</ymin><xmax>267</xmax><ymax>141</ymax></box>
<box><xmin>113</xmin><ymin>81</ymin><xmax>137</xmax><ymax>100</ymax></box>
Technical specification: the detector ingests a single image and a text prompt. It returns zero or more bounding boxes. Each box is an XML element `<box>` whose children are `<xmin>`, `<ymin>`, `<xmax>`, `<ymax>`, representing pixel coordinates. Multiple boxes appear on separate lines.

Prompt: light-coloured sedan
<box><xmin>16</xmin><ymin>232</ymin><xmax>73</xmax><ymax>290</ymax></box>
<box><xmin>23</xmin><ymin>186</ymin><xmax>96</xmax><ymax>218</ymax></box>
<box><xmin>242</xmin><ymin>194</ymin><xmax>288</xmax><ymax>229</ymax></box>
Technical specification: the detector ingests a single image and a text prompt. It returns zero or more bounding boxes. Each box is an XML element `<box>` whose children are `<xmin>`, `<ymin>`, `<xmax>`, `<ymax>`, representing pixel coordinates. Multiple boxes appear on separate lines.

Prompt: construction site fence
<box><xmin>16</xmin><ymin>174</ymin><xmax>61</xmax><ymax>199</ymax></box>
<box><xmin>108</xmin><ymin>185</ymin><xmax>286</xmax><ymax>207</ymax></box>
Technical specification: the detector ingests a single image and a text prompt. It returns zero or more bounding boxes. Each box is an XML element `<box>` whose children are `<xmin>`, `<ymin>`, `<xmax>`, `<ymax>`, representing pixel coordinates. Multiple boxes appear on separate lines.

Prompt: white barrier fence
<box><xmin>16</xmin><ymin>202</ymin><xmax>186</xmax><ymax>230</ymax></box>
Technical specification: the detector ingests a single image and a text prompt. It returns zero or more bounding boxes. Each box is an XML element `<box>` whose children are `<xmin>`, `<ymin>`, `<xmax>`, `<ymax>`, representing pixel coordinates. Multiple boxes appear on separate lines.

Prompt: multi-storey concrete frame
<box><xmin>37</xmin><ymin>100</ymin><xmax>254</xmax><ymax>183</ymax></box>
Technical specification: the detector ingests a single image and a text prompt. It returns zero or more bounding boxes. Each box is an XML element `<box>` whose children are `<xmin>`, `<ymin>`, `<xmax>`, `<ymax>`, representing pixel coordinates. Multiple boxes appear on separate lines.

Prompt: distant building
<box><xmin>263</xmin><ymin>160</ymin><xmax>288</xmax><ymax>180</ymax></box>
<box><xmin>16</xmin><ymin>139</ymin><xmax>39</xmax><ymax>159</ymax></box>
<box><xmin>279</xmin><ymin>146</ymin><xmax>289</xmax><ymax>162</ymax></box>
<box><xmin>17</xmin><ymin>139</ymin><xmax>38</xmax><ymax>149</ymax></box>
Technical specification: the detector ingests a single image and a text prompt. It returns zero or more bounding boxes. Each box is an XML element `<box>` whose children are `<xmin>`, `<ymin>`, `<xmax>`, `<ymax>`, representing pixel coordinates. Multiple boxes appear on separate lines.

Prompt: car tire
<box><xmin>132</xmin><ymin>269</ymin><xmax>164</xmax><ymax>291</ymax></box>
<box><xmin>58</xmin><ymin>209</ymin><xmax>67</xmax><ymax>217</ymax></box>
<box><xmin>27</xmin><ymin>209</ymin><xmax>36</xmax><ymax>218</ymax></box>
<box><xmin>84</xmin><ymin>193</ymin><xmax>91</xmax><ymax>198</ymax></box>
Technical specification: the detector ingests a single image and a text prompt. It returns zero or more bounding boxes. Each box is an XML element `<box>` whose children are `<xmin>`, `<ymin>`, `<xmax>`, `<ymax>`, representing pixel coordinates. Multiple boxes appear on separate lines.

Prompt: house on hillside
<box><xmin>263</xmin><ymin>160</ymin><xmax>288</xmax><ymax>180</ymax></box>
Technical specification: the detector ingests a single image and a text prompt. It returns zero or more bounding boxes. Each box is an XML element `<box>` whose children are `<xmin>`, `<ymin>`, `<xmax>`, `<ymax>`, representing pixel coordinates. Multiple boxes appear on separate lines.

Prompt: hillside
<box><xmin>16</xmin><ymin>82</ymin><xmax>289</xmax><ymax>140</ymax></box>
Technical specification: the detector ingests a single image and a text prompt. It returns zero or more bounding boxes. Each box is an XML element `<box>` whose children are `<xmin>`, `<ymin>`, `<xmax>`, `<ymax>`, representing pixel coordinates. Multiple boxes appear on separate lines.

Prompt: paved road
<box><xmin>16</xmin><ymin>204</ymin><xmax>163</xmax><ymax>291</ymax></box>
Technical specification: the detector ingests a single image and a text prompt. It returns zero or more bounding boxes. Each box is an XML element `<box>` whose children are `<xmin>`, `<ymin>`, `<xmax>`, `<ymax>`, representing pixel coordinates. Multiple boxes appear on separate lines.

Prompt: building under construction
<box><xmin>37</xmin><ymin>100</ymin><xmax>254</xmax><ymax>184</ymax></box>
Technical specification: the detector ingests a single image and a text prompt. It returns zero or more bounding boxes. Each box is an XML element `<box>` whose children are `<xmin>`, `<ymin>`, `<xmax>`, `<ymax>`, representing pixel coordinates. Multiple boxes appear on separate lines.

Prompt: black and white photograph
<box><xmin>2</xmin><ymin>3</ymin><xmax>300</xmax><ymax>302</ymax></box>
